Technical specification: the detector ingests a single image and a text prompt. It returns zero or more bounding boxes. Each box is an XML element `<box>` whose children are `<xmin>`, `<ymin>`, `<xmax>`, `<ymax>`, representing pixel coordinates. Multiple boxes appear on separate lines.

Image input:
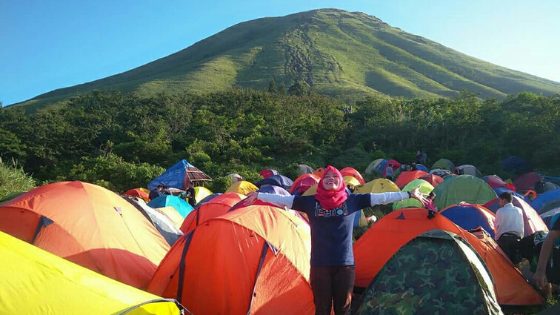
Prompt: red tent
<box><xmin>419</xmin><ymin>174</ymin><xmax>444</xmax><ymax>187</ymax></box>
<box><xmin>124</xmin><ymin>188</ymin><xmax>150</xmax><ymax>202</ymax></box>
<box><xmin>340</xmin><ymin>167</ymin><xmax>365</xmax><ymax>185</ymax></box>
<box><xmin>485</xmin><ymin>175</ymin><xmax>516</xmax><ymax>191</ymax></box>
<box><xmin>395</xmin><ymin>170</ymin><xmax>429</xmax><ymax>188</ymax></box>
<box><xmin>290</xmin><ymin>174</ymin><xmax>319</xmax><ymax>195</ymax></box>
<box><xmin>514</xmin><ymin>172</ymin><xmax>542</xmax><ymax>193</ymax></box>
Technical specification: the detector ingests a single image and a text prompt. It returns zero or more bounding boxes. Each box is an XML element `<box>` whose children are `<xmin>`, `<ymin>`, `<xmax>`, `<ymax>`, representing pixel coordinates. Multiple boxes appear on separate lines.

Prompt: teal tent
<box><xmin>148</xmin><ymin>195</ymin><xmax>193</xmax><ymax>218</ymax></box>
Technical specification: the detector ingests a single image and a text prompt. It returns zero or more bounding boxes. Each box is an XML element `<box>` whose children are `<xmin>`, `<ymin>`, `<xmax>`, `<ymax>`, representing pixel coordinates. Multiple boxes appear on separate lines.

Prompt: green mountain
<box><xmin>17</xmin><ymin>9</ymin><xmax>560</xmax><ymax>107</ymax></box>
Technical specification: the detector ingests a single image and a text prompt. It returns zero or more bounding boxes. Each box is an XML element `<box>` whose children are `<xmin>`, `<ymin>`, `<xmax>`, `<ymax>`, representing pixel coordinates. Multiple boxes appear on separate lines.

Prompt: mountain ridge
<box><xmin>14</xmin><ymin>8</ymin><xmax>560</xmax><ymax>107</ymax></box>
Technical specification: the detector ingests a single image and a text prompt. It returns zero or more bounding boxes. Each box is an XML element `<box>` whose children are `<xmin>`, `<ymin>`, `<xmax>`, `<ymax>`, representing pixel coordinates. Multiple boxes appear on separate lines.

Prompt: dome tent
<box><xmin>180</xmin><ymin>192</ymin><xmax>245</xmax><ymax>234</ymax></box>
<box><xmin>354</xmin><ymin>209</ymin><xmax>543</xmax><ymax>307</ymax></box>
<box><xmin>0</xmin><ymin>181</ymin><xmax>170</xmax><ymax>289</ymax></box>
<box><xmin>432</xmin><ymin>158</ymin><xmax>455</xmax><ymax>171</ymax></box>
<box><xmin>395</xmin><ymin>170</ymin><xmax>429</xmax><ymax>189</ymax></box>
<box><xmin>0</xmin><ymin>231</ymin><xmax>182</xmax><ymax>314</ymax></box>
<box><xmin>433</xmin><ymin>175</ymin><xmax>496</xmax><ymax>210</ymax></box>
<box><xmin>356</xmin><ymin>230</ymin><xmax>501</xmax><ymax>315</ymax></box>
<box><xmin>392</xmin><ymin>179</ymin><xmax>434</xmax><ymax>210</ymax></box>
<box><xmin>148</xmin><ymin>195</ymin><xmax>194</xmax><ymax>218</ymax></box>
<box><xmin>355</xmin><ymin>178</ymin><xmax>400</xmax><ymax>194</ymax></box>
<box><xmin>148</xmin><ymin>205</ymin><xmax>314</xmax><ymax>314</ymax></box>
<box><xmin>226</xmin><ymin>180</ymin><xmax>259</xmax><ymax>195</ymax></box>
<box><xmin>440</xmin><ymin>203</ymin><xmax>497</xmax><ymax>238</ymax></box>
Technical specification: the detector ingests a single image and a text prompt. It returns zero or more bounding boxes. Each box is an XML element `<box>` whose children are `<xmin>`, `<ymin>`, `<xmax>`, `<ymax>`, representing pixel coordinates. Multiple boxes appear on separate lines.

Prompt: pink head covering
<box><xmin>315</xmin><ymin>165</ymin><xmax>348</xmax><ymax>210</ymax></box>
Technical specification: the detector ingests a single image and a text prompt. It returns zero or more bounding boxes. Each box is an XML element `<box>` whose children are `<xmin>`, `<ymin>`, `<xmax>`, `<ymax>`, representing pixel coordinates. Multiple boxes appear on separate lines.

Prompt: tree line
<box><xmin>0</xmin><ymin>89</ymin><xmax>559</xmax><ymax>193</ymax></box>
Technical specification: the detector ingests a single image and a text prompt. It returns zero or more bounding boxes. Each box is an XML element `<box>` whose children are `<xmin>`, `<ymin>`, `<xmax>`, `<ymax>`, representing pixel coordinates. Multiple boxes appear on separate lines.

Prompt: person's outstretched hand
<box><xmin>245</xmin><ymin>191</ymin><xmax>259</xmax><ymax>204</ymax></box>
<box><xmin>409</xmin><ymin>188</ymin><xmax>427</xmax><ymax>204</ymax></box>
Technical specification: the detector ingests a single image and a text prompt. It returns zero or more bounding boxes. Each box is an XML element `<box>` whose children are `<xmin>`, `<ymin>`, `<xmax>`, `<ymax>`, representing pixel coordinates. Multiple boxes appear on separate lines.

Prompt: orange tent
<box><xmin>124</xmin><ymin>188</ymin><xmax>150</xmax><ymax>202</ymax></box>
<box><xmin>180</xmin><ymin>192</ymin><xmax>244</xmax><ymax>234</ymax></box>
<box><xmin>340</xmin><ymin>167</ymin><xmax>365</xmax><ymax>185</ymax></box>
<box><xmin>148</xmin><ymin>205</ymin><xmax>314</xmax><ymax>314</ymax></box>
<box><xmin>290</xmin><ymin>173</ymin><xmax>319</xmax><ymax>195</ymax></box>
<box><xmin>312</xmin><ymin>167</ymin><xmax>325</xmax><ymax>178</ymax></box>
<box><xmin>0</xmin><ymin>181</ymin><xmax>170</xmax><ymax>289</ymax></box>
<box><xmin>354</xmin><ymin>208</ymin><xmax>543</xmax><ymax>306</ymax></box>
<box><xmin>394</xmin><ymin>170</ymin><xmax>429</xmax><ymax>188</ymax></box>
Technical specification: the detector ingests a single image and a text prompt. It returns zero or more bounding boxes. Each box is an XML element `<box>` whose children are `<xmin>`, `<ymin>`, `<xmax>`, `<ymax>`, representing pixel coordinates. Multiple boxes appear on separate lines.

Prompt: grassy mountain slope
<box><xmin>16</xmin><ymin>9</ymin><xmax>560</xmax><ymax>107</ymax></box>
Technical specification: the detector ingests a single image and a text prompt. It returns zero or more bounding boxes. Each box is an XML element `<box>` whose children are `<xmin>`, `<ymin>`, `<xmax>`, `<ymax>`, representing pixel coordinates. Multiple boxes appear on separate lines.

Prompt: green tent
<box><xmin>432</xmin><ymin>158</ymin><xmax>455</xmax><ymax>171</ymax></box>
<box><xmin>356</xmin><ymin>230</ymin><xmax>502</xmax><ymax>315</ymax></box>
<box><xmin>433</xmin><ymin>175</ymin><xmax>496</xmax><ymax>210</ymax></box>
<box><xmin>393</xmin><ymin>179</ymin><xmax>434</xmax><ymax>210</ymax></box>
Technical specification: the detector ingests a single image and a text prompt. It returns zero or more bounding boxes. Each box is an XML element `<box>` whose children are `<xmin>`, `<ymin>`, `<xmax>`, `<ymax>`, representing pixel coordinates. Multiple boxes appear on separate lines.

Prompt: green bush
<box><xmin>66</xmin><ymin>153</ymin><xmax>164</xmax><ymax>192</ymax></box>
<box><xmin>0</xmin><ymin>159</ymin><xmax>35</xmax><ymax>201</ymax></box>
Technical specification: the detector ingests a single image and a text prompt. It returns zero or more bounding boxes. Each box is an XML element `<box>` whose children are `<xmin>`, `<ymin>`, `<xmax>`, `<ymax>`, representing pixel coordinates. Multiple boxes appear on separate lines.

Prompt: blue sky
<box><xmin>1</xmin><ymin>0</ymin><xmax>559</xmax><ymax>105</ymax></box>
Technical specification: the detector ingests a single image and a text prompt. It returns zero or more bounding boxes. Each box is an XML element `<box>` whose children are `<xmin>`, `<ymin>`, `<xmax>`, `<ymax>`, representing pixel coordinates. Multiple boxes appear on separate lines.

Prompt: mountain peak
<box><xmin>17</xmin><ymin>8</ymin><xmax>560</xmax><ymax>107</ymax></box>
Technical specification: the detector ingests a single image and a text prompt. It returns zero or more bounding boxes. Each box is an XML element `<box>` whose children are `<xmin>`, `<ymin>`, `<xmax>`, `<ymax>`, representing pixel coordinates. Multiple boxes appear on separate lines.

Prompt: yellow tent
<box><xmin>194</xmin><ymin>186</ymin><xmax>213</xmax><ymax>204</ymax></box>
<box><xmin>226</xmin><ymin>180</ymin><xmax>258</xmax><ymax>195</ymax></box>
<box><xmin>0</xmin><ymin>231</ymin><xmax>182</xmax><ymax>315</ymax></box>
<box><xmin>343</xmin><ymin>176</ymin><xmax>361</xmax><ymax>189</ymax></box>
<box><xmin>302</xmin><ymin>184</ymin><xmax>318</xmax><ymax>196</ymax></box>
<box><xmin>355</xmin><ymin>178</ymin><xmax>400</xmax><ymax>194</ymax></box>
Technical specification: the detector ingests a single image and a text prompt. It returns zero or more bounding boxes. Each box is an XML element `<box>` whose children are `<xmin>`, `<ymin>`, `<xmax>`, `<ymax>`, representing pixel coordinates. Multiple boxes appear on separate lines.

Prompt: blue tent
<box><xmin>414</xmin><ymin>164</ymin><xmax>429</xmax><ymax>172</ymax></box>
<box><xmin>257</xmin><ymin>185</ymin><xmax>291</xmax><ymax>196</ymax></box>
<box><xmin>501</xmin><ymin>156</ymin><xmax>531</xmax><ymax>174</ymax></box>
<box><xmin>440</xmin><ymin>204</ymin><xmax>496</xmax><ymax>238</ymax></box>
<box><xmin>531</xmin><ymin>189</ymin><xmax>560</xmax><ymax>214</ymax></box>
<box><xmin>541</xmin><ymin>209</ymin><xmax>560</xmax><ymax>228</ymax></box>
<box><xmin>148</xmin><ymin>159</ymin><xmax>211</xmax><ymax>191</ymax></box>
<box><xmin>255</xmin><ymin>175</ymin><xmax>294</xmax><ymax>191</ymax></box>
<box><xmin>148</xmin><ymin>195</ymin><xmax>194</xmax><ymax>218</ymax></box>
<box><xmin>491</xmin><ymin>187</ymin><xmax>526</xmax><ymax>200</ymax></box>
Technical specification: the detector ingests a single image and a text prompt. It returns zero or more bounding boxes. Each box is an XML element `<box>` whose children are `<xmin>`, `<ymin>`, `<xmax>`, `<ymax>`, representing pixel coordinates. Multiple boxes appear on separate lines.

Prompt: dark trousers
<box><xmin>497</xmin><ymin>233</ymin><xmax>521</xmax><ymax>264</ymax></box>
<box><xmin>310</xmin><ymin>265</ymin><xmax>355</xmax><ymax>315</ymax></box>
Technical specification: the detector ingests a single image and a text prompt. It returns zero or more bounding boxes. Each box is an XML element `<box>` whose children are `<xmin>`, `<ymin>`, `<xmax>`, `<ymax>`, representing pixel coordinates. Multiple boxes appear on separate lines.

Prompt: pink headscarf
<box><xmin>315</xmin><ymin>165</ymin><xmax>348</xmax><ymax>210</ymax></box>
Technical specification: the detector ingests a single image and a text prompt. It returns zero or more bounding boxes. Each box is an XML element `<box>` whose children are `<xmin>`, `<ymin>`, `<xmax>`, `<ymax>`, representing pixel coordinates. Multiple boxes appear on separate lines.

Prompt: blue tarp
<box><xmin>148</xmin><ymin>160</ymin><xmax>194</xmax><ymax>191</ymax></box>
<box><xmin>148</xmin><ymin>195</ymin><xmax>194</xmax><ymax>218</ymax></box>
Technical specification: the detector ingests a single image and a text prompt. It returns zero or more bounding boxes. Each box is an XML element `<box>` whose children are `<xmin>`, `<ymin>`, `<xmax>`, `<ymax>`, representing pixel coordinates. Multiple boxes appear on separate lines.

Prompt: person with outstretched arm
<box><xmin>249</xmin><ymin>165</ymin><xmax>425</xmax><ymax>315</ymax></box>
<box><xmin>533</xmin><ymin>213</ymin><xmax>560</xmax><ymax>294</ymax></box>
